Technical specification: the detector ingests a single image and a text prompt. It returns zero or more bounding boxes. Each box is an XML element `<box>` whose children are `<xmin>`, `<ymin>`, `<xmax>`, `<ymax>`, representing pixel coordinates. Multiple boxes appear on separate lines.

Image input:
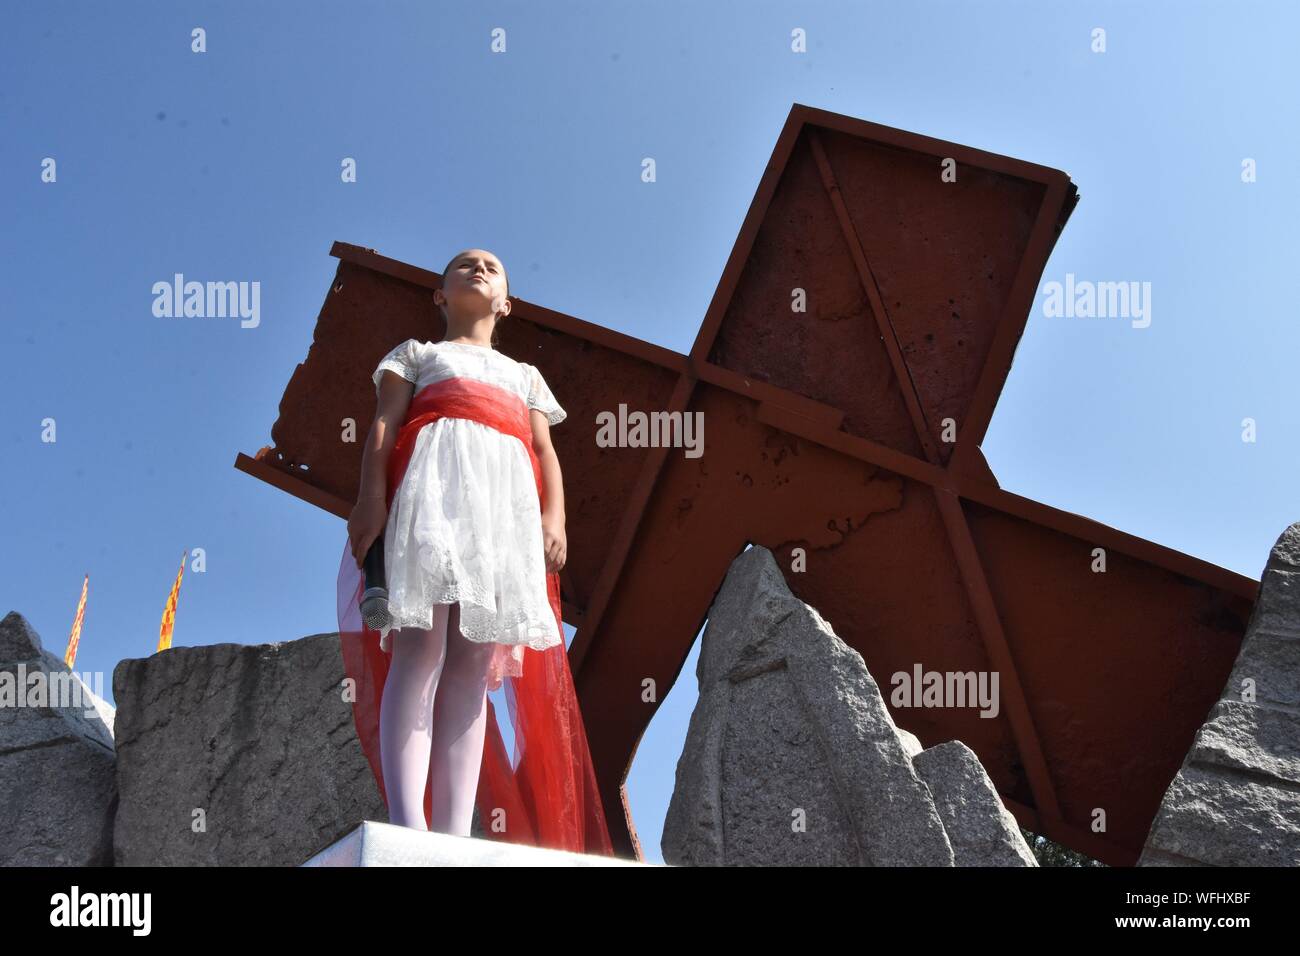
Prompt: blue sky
<box><xmin>3</xmin><ymin>1</ymin><xmax>1297</xmax><ymax>865</ymax></box>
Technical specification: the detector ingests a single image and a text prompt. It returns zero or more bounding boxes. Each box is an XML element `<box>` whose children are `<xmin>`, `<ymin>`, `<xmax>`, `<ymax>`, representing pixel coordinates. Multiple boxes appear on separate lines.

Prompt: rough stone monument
<box><xmin>663</xmin><ymin>545</ymin><xmax>1035</xmax><ymax>866</ymax></box>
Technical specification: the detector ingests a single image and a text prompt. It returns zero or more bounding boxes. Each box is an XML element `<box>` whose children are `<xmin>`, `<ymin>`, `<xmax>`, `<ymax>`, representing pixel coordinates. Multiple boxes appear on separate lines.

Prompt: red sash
<box><xmin>336</xmin><ymin>375</ymin><xmax>613</xmax><ymax>855</ymax></box>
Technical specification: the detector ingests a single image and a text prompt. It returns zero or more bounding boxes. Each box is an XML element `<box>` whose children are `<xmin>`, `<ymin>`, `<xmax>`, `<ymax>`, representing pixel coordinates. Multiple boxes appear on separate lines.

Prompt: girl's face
<box><xmin>439</xmin><ymin>250</ymin><xmax>509</xmax><ymax>319</ymax></box>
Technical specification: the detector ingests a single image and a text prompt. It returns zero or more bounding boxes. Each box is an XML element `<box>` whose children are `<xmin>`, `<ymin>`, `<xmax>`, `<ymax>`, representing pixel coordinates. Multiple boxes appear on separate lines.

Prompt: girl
<box><xmin>335</xmin><ymin>249</ymin><xmax>612</xmax><ymax>855</ymax></box>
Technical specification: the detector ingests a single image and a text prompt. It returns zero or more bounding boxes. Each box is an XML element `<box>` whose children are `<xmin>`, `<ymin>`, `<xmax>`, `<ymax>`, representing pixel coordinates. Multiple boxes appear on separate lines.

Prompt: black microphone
<box><xmin>359</xmin><ymin>534</ymin><xmax>391</xmax><ymax>631</ymax></box>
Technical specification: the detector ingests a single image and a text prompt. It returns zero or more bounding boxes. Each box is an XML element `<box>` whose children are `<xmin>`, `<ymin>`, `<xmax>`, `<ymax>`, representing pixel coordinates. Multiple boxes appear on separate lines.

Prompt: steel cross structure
<box><xmin>237</xmin><ymin>105</ymin><xmax>1258</xmax><ymax>865</ymax></box>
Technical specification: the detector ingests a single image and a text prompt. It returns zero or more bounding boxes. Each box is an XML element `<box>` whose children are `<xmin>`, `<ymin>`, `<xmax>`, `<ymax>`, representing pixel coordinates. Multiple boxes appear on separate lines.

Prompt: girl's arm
<box><xmin>347</xmin><ymin>371</ymin><xmax>415</xmax><ymax>567</ymax></box>
<box><xmin>530</xmin><ymin>409</ymin><xmax>566</xmax><ymax>573</ymax></box>
<box><xmin>358</xmin><ymin>371</ymin><xmax>415</xmax><ymax>498</ymax></box>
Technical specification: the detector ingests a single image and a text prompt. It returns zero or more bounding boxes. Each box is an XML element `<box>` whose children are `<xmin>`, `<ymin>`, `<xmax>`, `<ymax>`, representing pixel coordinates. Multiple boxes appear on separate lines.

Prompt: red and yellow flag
<box><xmin>64</xmin><ymin>573</ymin><xmax>88</xmax><ymax>668</ymax></box>
<box><xmin>157</xmin><ymin>551</ymin><xmax>186</xmax><ymax>652</ymax></box>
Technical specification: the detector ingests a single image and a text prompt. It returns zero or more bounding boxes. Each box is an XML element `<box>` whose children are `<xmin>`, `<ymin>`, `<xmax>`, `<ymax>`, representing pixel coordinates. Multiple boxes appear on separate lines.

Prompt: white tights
<box><xmin>378</xmin><ymin>602</ymin><xmax>496</xmax><ymax>835</ymax></box>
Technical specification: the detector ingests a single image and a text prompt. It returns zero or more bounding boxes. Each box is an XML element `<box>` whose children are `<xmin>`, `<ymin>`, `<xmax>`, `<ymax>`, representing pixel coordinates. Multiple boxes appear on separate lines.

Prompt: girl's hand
<box><xmin>348</xmin><ymin>496</ymin><xmax>389</xmax><ymax>569</ymax></box>
<box><xmin>541</xmin><ymin>513</ymin><xmax>566</xmax><ymax>573</ymax></box>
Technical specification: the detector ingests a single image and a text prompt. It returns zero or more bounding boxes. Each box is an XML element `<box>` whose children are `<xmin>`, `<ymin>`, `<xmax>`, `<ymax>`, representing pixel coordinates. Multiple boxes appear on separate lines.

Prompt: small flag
<box><xmin>64</xmin><ymin>573</ymin><xmax>88</xmax><ymax>668</ymax></box>
<box><xmin>157</xmin><ymin>550</ymin><xmax>186</xmax><ymax>652</ymax></box>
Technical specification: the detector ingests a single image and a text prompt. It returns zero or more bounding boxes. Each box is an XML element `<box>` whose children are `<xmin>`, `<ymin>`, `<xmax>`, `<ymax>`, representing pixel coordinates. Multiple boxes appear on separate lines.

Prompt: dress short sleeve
<box><xmin>372</xmin><ymin>339</ymin><xmax>419</xmax><ymax>392</ymax></box>
<box><xmin>523</xmin><ymin>363</ymin><xmax>566</xmax><ymax>426</ymax></box>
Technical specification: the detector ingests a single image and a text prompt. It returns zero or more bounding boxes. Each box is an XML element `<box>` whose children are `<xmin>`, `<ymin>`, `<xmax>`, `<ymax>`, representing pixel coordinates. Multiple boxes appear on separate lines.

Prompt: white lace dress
<box><xmin>370</xmin><ymin>338</ymin><xmax>568</xmax><ymax>685</ymax></box>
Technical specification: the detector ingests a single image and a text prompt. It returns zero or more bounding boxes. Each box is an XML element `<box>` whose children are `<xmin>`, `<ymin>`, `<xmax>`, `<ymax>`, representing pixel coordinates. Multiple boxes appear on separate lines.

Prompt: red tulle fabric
<box><xmin>336</xmin><ymin>375</ymin><xmax>614</xmax><ymax>856</ymax></box>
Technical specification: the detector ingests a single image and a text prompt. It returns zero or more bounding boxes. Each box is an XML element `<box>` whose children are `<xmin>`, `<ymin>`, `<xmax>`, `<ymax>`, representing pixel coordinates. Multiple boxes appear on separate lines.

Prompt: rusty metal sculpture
<box><xmin>236</xmin><ymin>104</ymin><xmax>1258</xmax><ymax>866</ymax></box>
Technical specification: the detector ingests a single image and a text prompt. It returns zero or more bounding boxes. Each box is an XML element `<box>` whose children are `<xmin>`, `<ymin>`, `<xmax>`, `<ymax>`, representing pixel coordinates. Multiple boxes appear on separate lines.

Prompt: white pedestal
<box><xmin>301</xmin><ymin>821</ymin><xmax>655</xmax><ymax>867</ymax></box>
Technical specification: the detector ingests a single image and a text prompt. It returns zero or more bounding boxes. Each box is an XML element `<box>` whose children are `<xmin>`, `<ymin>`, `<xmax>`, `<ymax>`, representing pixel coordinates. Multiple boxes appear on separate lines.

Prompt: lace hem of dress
<box><xmin>379</xmin><ymin>582</ymin><xmax>563</xmax><ymax>654</ymax></box>
<box><xmin>381</xmin><ymin>502</ymin><xmax>561</xmax><ymax>647</ymax></box>
<box><xmin>386</xmin><ymin>588</ymin><xmax>561</xmax><ymax>646</ymax></box>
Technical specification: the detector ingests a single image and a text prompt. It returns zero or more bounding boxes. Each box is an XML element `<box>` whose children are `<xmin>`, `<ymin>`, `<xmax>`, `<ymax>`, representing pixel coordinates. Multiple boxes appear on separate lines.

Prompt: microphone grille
<box><xmin>360</xmin><ymin>593</ymin><xmax>391</xmax><ymax>631</ymax></box>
